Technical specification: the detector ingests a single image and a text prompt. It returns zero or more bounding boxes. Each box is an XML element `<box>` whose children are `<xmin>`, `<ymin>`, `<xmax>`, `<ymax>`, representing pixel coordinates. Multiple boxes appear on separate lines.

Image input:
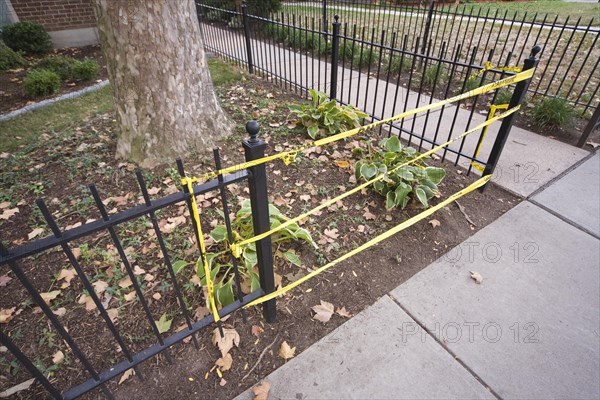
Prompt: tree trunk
<box><xmin>93</xmin><ymin>0</ymin><xmax>232</xmax><ymax>167</ymax></box>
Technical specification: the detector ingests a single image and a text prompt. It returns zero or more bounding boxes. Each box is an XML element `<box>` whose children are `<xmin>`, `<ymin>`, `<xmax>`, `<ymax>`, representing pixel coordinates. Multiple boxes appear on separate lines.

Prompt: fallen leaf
<box><xmin>0</xmin><ymin>207</ymin><xmax>19</xmax><ymax>220</ymax></box>
<box><xmin>194</xmin><ymin>306</ymin><xmax>210</xmax><ymax>320</ymax></box>
<box><xmin>336</xmin><ymin>307</ymin><xmax>352</xmax><ymax>318</ymax></box>
<box><xmin>470</xmin><ymin>271</ymin><xmax>483</xmax><ymax>284</ymax></box>
<box><xmin>93</xmin><ymin>280</ymin><xmax>109</xmax><ymax>294</ymax></box>
<box><xmin>78</xmin><ymin>294</ymin><xmax>96</xmax><ymax>311</ymax></box>
<box><xmin>0</xmin><ymin>378</ymin><xmax>34</xmax><ymax>397</ymax></box>
<box><xmin>586</xmin><ymin>141</ymin><xmax>599</xmax><ymax>149</ymax></box>
<box><xmin>215</xmin><ymin>353</ymin><xmax>233</xmax><ymax>371</ymax></box>
<box><xmin>312</xmin><ymin>300</ymin><xmax>335</xmax><ymax>323</ymax></box>
<box><xmin>219</xmin><ymin>378</ymin><xmax>227</xmax><ymax>386</ymax></box>
<box><xmin>118</xmin><ymin>368</ymin><xmax>135</xmax><ymax>384</ymax></box>
<box><xmin>107</xmin><ymin>308</ymin><xmax>119</xmax><ymax>323</ymax></box>
<box><xmin>0</xmin><ymin>307</ymin><xmax>16</xmax><ymax>324</ymax></box>
<box><xmin>118</xmin><ymin>277</ymin><xmax>132</xmax><ymax>288</ymax></box>
<box><xmin>147</xmin><ymin>187</ymin><xmax>161</xmax><ymax>195</ymax></box>
<box><xmin>211</xmin><ymin>328</ymin><xmax>240</xmax><ymax>357</ymax></box>
<box><xmin>53</xmin><ymin>307</ymin><xmax>66</xmax><ymax>317</ymax></box>
<box><xmin>123</xmin><ymin>291</ymin><xmax>137</xmax><ymax>301</ymax></box>
<box><xmin>252</xmin><ymin>380</ymin><xmax>270</xmax><ymax>400</ymax></box>
<box><xmin>133</xmin><ymin>265</ymin><xmax>146</xmax><ymax>275</ymax></box>
<box><xmin>57</xmin><ymin>268</ymin><xmax>77</xmax><ymax>288</ymax></box>
<box><xmin>155</xmin><ymin>313</ymin><xmax>172</xmax><ymax>333</ymax></box>
<box><xmin>278</xmin><ymin>341</ymin><xmax>296</xmax><ymax>360</ymax></box>
<box><xmin>52</xmin><ymin>350</ymin><xmax>64</xmax><ymax>364</ymax></box>
<box><xmin>334</xmin><ymin>160</ymin><xmax>351</xmax><ymax>169</ymax></box>
<box><xmin>144</xmin><ymin>273</ymin><xmax>155</xmax><ymax>282</ymax></box>
<box><xmin>428</xmin><ymin>219</ymin><xmax>441</xmax><ymax>228</ymax></box>
<box><xmin>27</xmin><ymin>227</ymin><xmax>44</xmax><ymax>240</ymax></box>
<box><xmin>251</xmin><ymin>325</ymin><xmax>264</xmax><ymax>337</ymax></box>
<box><xmin>324</xmin><ymin>228</ymin><xmax>339</xmax><ymax>239</ymax></box>
<box><xmin>40</xmin><ymin>290</ymin><xmax>61</xmax><ymax>305</ymax></box>
<box><xmin>0</xmin><ymin>275</ymin><xmax>12</xmax><ymax>287</ymax></box>
<box><xmin>363</xmin><ymin>208</ymin><xmax>376</xmax><ymax>221</ymax></box>
<box><xmin>152</xmin><ymin>293</ymin><xmax>161</xmax><ymax>300</ymax></box>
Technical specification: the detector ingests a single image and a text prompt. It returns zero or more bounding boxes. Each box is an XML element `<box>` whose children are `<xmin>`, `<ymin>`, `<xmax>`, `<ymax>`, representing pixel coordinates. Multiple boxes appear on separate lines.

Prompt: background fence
<box><xmin>197</xmin><ymin>0</ymin><xmax>599</xmax><ymax>146</ymax></box>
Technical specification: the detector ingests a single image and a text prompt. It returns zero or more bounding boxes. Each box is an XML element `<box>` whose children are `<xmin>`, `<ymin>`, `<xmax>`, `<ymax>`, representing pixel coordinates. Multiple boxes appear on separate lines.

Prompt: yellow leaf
<box><xmin>278</xmin><ymin>341</ymin><xmax>296</xmax><ymax>360</ymax></box>
<box><xmin>155</xmin><ymin>313</ymin><xmax>172</xmax><ymax>334</ymax></box>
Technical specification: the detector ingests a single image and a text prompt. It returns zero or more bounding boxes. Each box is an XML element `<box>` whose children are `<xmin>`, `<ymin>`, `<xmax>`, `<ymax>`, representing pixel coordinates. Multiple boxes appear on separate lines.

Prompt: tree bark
<box><xmin>93</xmin><ymin>0</ymin><xmax>232</xmax><ymax>167</ymax></box>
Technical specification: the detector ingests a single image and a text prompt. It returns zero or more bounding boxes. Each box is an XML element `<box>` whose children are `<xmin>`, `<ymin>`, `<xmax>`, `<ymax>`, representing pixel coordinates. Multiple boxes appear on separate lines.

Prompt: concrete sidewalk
<box><xmin>236</xmin><ymin>152</ymin><xmax>600</xmax><ymax>399</ymax></box>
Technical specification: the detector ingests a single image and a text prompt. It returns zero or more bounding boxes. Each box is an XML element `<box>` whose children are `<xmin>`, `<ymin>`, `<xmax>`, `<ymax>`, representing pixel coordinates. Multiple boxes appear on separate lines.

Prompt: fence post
<box><xmin>481</xmin><ymin>45</ymin><xmax>541</xmax><ymax>191</ymax></box>
<box><xmin>241</xmin><ymin>1</ymin><xmax>254</xmax><ymax>74</ymax></box>
<box><xmin>421</xmin><ymin>0</ymin><xmax>436</xmax><ymax>55</ymax></box>
<box><xmin>577</xmin><ymin>106</ymin><xmax>600</xmax><ymax>148</ymax></box>
<box><xmin>243</xmin><ymin>120</ymin><xmax>276</xmax><ymax>322</ymax></box>
<box><xmin>329</xmin><ymin>15</ymin><xmax>340</xmax><ymax>100</ymax></box>
<box><xmin>322</xmin><ymin>0</ymin><xmax>328</xmax><ymax>43</ymax></box>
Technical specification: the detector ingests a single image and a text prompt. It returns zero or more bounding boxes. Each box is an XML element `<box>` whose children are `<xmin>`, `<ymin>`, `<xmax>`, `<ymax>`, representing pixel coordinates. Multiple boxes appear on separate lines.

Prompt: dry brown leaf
<box><xmin>278</xmin><ymin>341</ymin><xmax>296</xmax><ymax>360</ymax></box>
<box><xmin>251</xmin><ymin>325</ymin><xmax>264</xmax><ymax>337</ymax></box>
<box><xmin>470</xmin><ymin>271</ymin><xmax>483</xmax><ymax>284</ymax></box>
<box><xmin>0</xmin><ymin>275</ymin><xmax>12</xmax><ymax>287</ymax></box>
<box><xmin>52</xmin><ymin>350</ymin><xmax>64</xmax><ymax>365</ymax></box>
<box><xmin>123</xmin><ymin>291</ymin><xmax>137</xmax><ymax>301</ymax></box>
<box><xmin>53</xmin><ymin>307</ymin><xmax>66</xmax><ymax>317</ymax></box>
<box><xmin>118</xmin><ymin>277</ymin><xmax>132</xmax><ymax>288</ymax></box>
<box><xmin>211</xmin><ymin>328</ymin><xmax>240</xmax><ymax>357</ymax></box>
<box><xmin>0</xmin><ymin>207</ymin><xmax>19</xmax><ymax>220</ymax></box>
<box><xmin>215</xmin><ymin>353</ymin><xmax>233</xmax><ymax>371</ymax></box>
<box><xmin>147</xmin><ymin>187</ymin><xmax>161</xmax><ymax>195</ymax></box>
<box><xmin>0</xmin><ymin>307</ymin><xmax>16</xmax><ymax>324</ymax></box>
<box><xmin>118</xmin><ymin>368</ymin><xmax>135</xmax><ymax>384</ymax></box>
<box><xmin>324</xmin><ymin>228</ymin><xmax>339</xmax><ymax>239</ymax></box>
<box><xmin>194</xmin><ymin>306</ymin><xmax>210</xmax><ymax>320</ymax></box>
<box><xmin>133</xmin><ymin>265</ymin><xmax>145</xmax><ymax>275</ymax></box>
<box><xmin>252</xmin><ymin>380</ymin><xmax>270</xmax><ymax>400</ymax></box>
<box><xmin>40</xmin><ymin>290</ymin><xmax>61</xmax><ymax>305</ymax></box>
<box><xmin>219</xmin><ymin>378</ymin><xmax>227</xmax><ymax>386</ymax></box>
<box><xmin>428</xmin><ymin>219</ymin><xmax>441</xmax><ymax>228</ymax></box>
<box><xmin>57</xmin><ymin>268</ymin><xmax>77</xmax><ymax>288</ymax></box>
<box><xmin>363</xmin><ymin>208</ymin><xmax>376</xmax><ymax>221</ymax></box>
<box><xmin>92</xmin><ymin>280</ymin><xmax>109</xmax><ymax>294</ymax></box>
<box><xmin>27</xmin><ymin>227</ymin><xmax>44</xmax><ymax>240</ymax></box>
<box><xmin>144</xmin><ymin>274</ymin><xmax>155</xmax><ymax>282</ymax></box>
<box><xmin>312</xmin><ymin>300</ymin><xmax>335</xmax><ymax>323</ymax></box>
<box><xmin>336</xmin><ymin>307</ymin><xmax>352</xmax><ymax>318</ymax></box>
<box><xmin>106</xmin><ymin>308</ymin><xmax>119</xmax><ymax>323</ymax></box>
<box><xmin>152</xmin><ymin>293</ymin><xmax>161</xmax><ymax>300</ymax></box>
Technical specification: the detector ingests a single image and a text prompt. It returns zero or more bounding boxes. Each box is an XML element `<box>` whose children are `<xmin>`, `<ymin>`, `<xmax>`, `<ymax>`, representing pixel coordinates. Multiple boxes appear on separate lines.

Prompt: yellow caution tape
<box><xmin>230</xmin><ymin>105</ymin><xmax>520</xmax><ymax>257</ymax></box>
<box><xmin>469</xmin><ymin>61</ymin><xmax>522</xmax><ymax>82</ymax></box>
<box><xmin>244</xmin><ymin>174</ymin><xmax>492</xmax><ymax>308</ymax></box>
<box><xmin>185</xmin><ymin>69</ymin><xmax>534</xmax><ymax>184</ymax></box>
<box><xmin>182</xmin><ymin>177</ymin><xmax>221</xmax><ymax>323</ymax></box>
<box><xmin>470</xmin><ymin>104</ymin><xmax>509</xmax><ymax>173</ymax></box>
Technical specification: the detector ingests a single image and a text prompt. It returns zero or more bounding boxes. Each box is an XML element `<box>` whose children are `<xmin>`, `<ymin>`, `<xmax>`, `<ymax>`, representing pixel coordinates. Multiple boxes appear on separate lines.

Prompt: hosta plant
<box><xmin>289</xmin><ymin>89</ymin><xmax>368</xmax><ymax>139</ymax></box>
<box><xmin>176</xmin><ymin>200</ymin><xmax>315</xmax><ymax>308</ymax></box>
<box><xmin>354</xmin><ymin>136</ymin><xmax>446</xmax><ymax>209</ymax></box>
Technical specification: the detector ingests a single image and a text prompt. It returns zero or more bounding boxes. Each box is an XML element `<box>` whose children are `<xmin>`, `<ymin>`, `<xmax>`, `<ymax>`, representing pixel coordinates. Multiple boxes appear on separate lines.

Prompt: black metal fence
<box><xmin>0</xmin><ymin>131</ymin><xmax>276</xmax><ymax>399</ymax></box>
<box><xmin>197</xmin><ymin>0</ymin><xmax>599</xmax><ymax>146</ymax></box>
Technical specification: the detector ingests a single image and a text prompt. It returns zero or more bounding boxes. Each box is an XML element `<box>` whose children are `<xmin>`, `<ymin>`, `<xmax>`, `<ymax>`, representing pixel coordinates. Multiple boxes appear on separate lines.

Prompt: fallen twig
<box><xmin>242</xmin><ymin>334</ymin><xmax>279</xmax><ymax>381</ymax></box>
<box><xmin>454</xmin><ymin>200</ymin><xmax>476</xmax><ymax>227</ymax></box>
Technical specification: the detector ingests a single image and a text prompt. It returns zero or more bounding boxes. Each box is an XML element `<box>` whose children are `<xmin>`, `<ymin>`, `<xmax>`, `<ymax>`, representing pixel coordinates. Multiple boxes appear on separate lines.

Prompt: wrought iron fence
<box><xmin>198</xmin><ymin>0</ymin><xmax>599</xmax><ymax>146</ymax></box>
<box><xmin>0</xmin><ymin>132</ymin><xmax>276</xmax><ymax>399</ymax></box>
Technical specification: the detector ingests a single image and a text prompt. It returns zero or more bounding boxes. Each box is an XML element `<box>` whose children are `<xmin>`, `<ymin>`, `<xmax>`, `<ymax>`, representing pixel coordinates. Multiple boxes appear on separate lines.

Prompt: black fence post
<box><xmin>322</xmin><ymin>0</ymin><xmax>328</xmax><ymax>42</ymax></box>
<box><xmin>421</xmin><ymin>0</ymin><xmax>436</xmax><ymax>55</ymax></box>
<box><xmin>577</xmin><ymin>106</ymin><xmax>600</xmax><ymax>148</ymax></box>
<box><xmin>481</xmin><ymin>45</ymin><xmax>541</xmax><ymax>191</ymax></box>
<box><xmin>330</xmin><ymin>15</ymin><xmax>340</xmax><ymax>100</ymax></box>
<box><xmin>242</xmin><ymin>120</ymin><xmax>276</xmax><ymax>322</ymax></box>
<box><xmin>241</xmin><ymin>1</ymin><xmax>254</xmax><ymax>74</ymax></box>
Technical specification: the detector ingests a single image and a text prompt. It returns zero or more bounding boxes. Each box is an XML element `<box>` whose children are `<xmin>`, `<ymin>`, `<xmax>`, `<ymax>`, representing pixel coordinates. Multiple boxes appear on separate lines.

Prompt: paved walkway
<box><xmin>236</xmin><ymin>151</ymin><xmax>599</xmax><ymax>400</ymax></box>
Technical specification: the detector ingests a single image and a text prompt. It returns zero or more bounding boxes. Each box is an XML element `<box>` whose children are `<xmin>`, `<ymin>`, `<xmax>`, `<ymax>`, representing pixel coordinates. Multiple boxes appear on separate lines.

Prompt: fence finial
<box><xmin>530</xmin><ymin>45</ymin><xmax>541</xmax><ymax>59</ymax></box>
<box><xmin>246</xmin><ymin>120</ymin><xmax>260</xmax><ymax>142</ymax></box>
<box><xmin>334</xmin><ymin>14</ymin><xmax>339</xmax><ymax>23</ymax></box>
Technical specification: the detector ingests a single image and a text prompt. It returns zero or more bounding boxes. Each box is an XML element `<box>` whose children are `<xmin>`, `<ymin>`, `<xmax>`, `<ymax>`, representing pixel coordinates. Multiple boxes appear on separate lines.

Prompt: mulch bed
<box><xmin>0</xmin><ymin>63</ymin><xmax>521</xmax><ymax>399</ymax></box>
<box><xmin>0</xmin><ymin>45</ymin><xmax>108</xmax><ymax>115</ymax></box>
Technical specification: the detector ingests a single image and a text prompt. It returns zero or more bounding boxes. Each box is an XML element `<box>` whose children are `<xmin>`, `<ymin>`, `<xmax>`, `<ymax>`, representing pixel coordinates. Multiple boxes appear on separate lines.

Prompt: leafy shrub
<box><xmin>23</xmin><ymin>69</ymin><xmax>61</xmax><ymax>97</ymax></box>
<box><xmin>532</xmin><ymin>97</ymin><xmax>575</xmax><ymax>129</ymax></box>
<box><xmin>352</xmin><ymin>47</ymin><xmax>380</xmax><ymax>69</ymax></box>
<box><xmin>464</xmin><ymin>77</ymin><xmax>481</xmax><ymax>92</ymax></box>
<box><xmin>35</xmin><ymin>55</ymin><xmax>77</xmax><ymax>79</ymax></box>
<box><xmin>422</xmin><ymin>64</ymin><xmax>448</xmax><ymax>88</ymax></box>
<box><xmin>382</xmin><ymin>54</ymin><xmax>411</xmax><ymax>76</ymax></box>
<box><xmin>1</xmin><ymin>22</ymin><xmax>53</xmax><ymax>54</ymax></box>
<box><xmin>493</xmin><ymin>89</ymin><xmax>513</xmax><ymax>105</ymax></box>
<box><xmin>191</xmin><ymin>200</ymin><xmax>315</xmax><ymax>307</ymax></box>
<box><xmin>288</xmin><ymin>89</ymin><xmax>368</xmax><ymax>139</ymax></box>
<box><xmin>72</xmin><ymin>59</ymin><xmax>100</xmax><ymax>80</ymax></box>
<box><xmin>355</xmin><ymin>136</ymin><xmax>446</xmax><ymax>209</ymax></box>
<box><xmin>0</xmin><ymin>43</ymin><xmax>27</xmax><ymax>71</ymax></box>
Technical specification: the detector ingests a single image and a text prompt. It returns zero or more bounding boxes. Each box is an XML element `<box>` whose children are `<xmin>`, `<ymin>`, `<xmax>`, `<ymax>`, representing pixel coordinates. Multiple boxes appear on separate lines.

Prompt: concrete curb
<box><xmin>0</xmin><ymin>80</ymin><xmax>110</xmax><ymax>122</ymax></box>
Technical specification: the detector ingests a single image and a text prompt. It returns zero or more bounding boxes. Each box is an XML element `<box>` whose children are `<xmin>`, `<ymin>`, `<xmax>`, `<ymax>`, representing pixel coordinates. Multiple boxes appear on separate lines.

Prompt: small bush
<box><xmin>23</xmin><ymin>69</ymin><xmax>61</xmax><ymax>97</ymax></box>
<box><xmin>1</xmin><ymin>22</ymin><xmax>53</xmax><ymax>54</ymax></box>
<box><xmin>532</xmin><ymin>97</ymin><xmax>575</xmax><ymax>129</ymax></box>
<box><xmin>35</xmin><ymin>55</ymin><xmax>77</xmax><ymax>79</ymax></box>
<box><xmin>0</xmin><ymin>43</ymin><xmax>27</xmax><ymax>71</ymax></box>
<box><xmin>382</xmin><ymin>54</ymin><xmax>411</xmax><ymax>76</ymax></box>
<box><xmin>72</xmin><ymin>59</ymin><xmax>100</xmax><ymax>80</ymax></box>
<box><xmin>352</xmin><ymin>47</ymin><xmax>380</xmax><ymax>69</ymax></box>
<box><xmin>464</xmin><ymin>77</ymin><xmax>481</xmax><ymax>92</ymax></box>
<box><xmin>422</xmin><ymin>64</ymin><xmax>448</xmax><ymax>88</ymax></box>
<box><xmin>493</xmin><ymin>89</ymin><xmax>513</xmax><ymax>105</ymax></box>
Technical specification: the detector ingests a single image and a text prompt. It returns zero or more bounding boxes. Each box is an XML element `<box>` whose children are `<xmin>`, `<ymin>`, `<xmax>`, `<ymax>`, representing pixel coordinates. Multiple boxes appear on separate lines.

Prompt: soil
<box><xmin>0</xmin><ymin>45</ymin><xmax>108</xmax><ymax>115</ymax></box>
<box><xmin>0</xmin><ymin>63</ymin><xmax>521</xmax><ymax>400</ymax></box>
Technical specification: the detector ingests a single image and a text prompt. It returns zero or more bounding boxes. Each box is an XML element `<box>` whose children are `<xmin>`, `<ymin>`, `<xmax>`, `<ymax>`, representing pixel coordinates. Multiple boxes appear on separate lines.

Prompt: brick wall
<box><xmin>10</xmin><ymin>0</ymin><xmax>96</xmax><ymax>32</ymax></box>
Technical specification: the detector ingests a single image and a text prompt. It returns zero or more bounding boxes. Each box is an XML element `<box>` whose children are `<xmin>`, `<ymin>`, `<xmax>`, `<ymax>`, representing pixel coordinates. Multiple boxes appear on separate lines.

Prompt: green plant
<box><xmin>352</xmin><ymin>47</ymin><xmax>380</xmax><ymax>69</ymax></box>
<box><xmin>1</xmin><ymin>21</ymin><xmax>53</xmax><ymax>54</ymax></box>
<box><xmin>464</xmin><ymin>77</ymin><xmax>481</xmax><ymax>92</ymax></box>
<box><xmin>35</xmin><ymin>55</ymin><xmax>77</xmax><ymax>79</ymax></box>
<box><xmin>23</xmin><ymin>69</ymin><xmax>61</xmax><ymax>97</ymax></box>
<box><xmin>72</xmin><ymin>59</ymin><xmax>100</xmax><ymax>80</ymax></box>
<box><xmin>354</xmin><ymin>136</ymin><xmax>446</xmax><ymax>209</ymax></box>
<box><xmin>187</xmin><ymin>200</ymin><xmax>315</xmax><ymax>308</ymax></box>
<box><xmin>493</xmin><ymin>89</ymin><xmax>513</xmax><ymax>105</ymax></box>
<box><xmin>422</xmin><ymin>64</ymin><xmax>448</xmax><ymax>88</ymax></box>
<box><xmin>382</xmin><ymin>54</ymin><xmax>411</xmax><ymax>76</ymax></box>
<box><xmin>288</xmin><ymin>89</ymin><xmax>368</xmax><ymax>139</ymax></box>
<box><xmin>0</xmin><ymin>43</ymin><xmax>27</xmax><ymax>71</ymax></box>
<box><xmin>532</xmin><ymin>97</ymin><xmax>575</xmax><ymax>129</ymax></box>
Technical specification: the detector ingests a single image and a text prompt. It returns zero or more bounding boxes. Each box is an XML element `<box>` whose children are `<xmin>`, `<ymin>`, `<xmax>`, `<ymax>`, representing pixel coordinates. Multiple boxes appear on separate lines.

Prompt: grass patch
<box><xmin>208</xmin><ymin>57</ymin><xmax>244</xmax><ymax>86</ymax></box>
